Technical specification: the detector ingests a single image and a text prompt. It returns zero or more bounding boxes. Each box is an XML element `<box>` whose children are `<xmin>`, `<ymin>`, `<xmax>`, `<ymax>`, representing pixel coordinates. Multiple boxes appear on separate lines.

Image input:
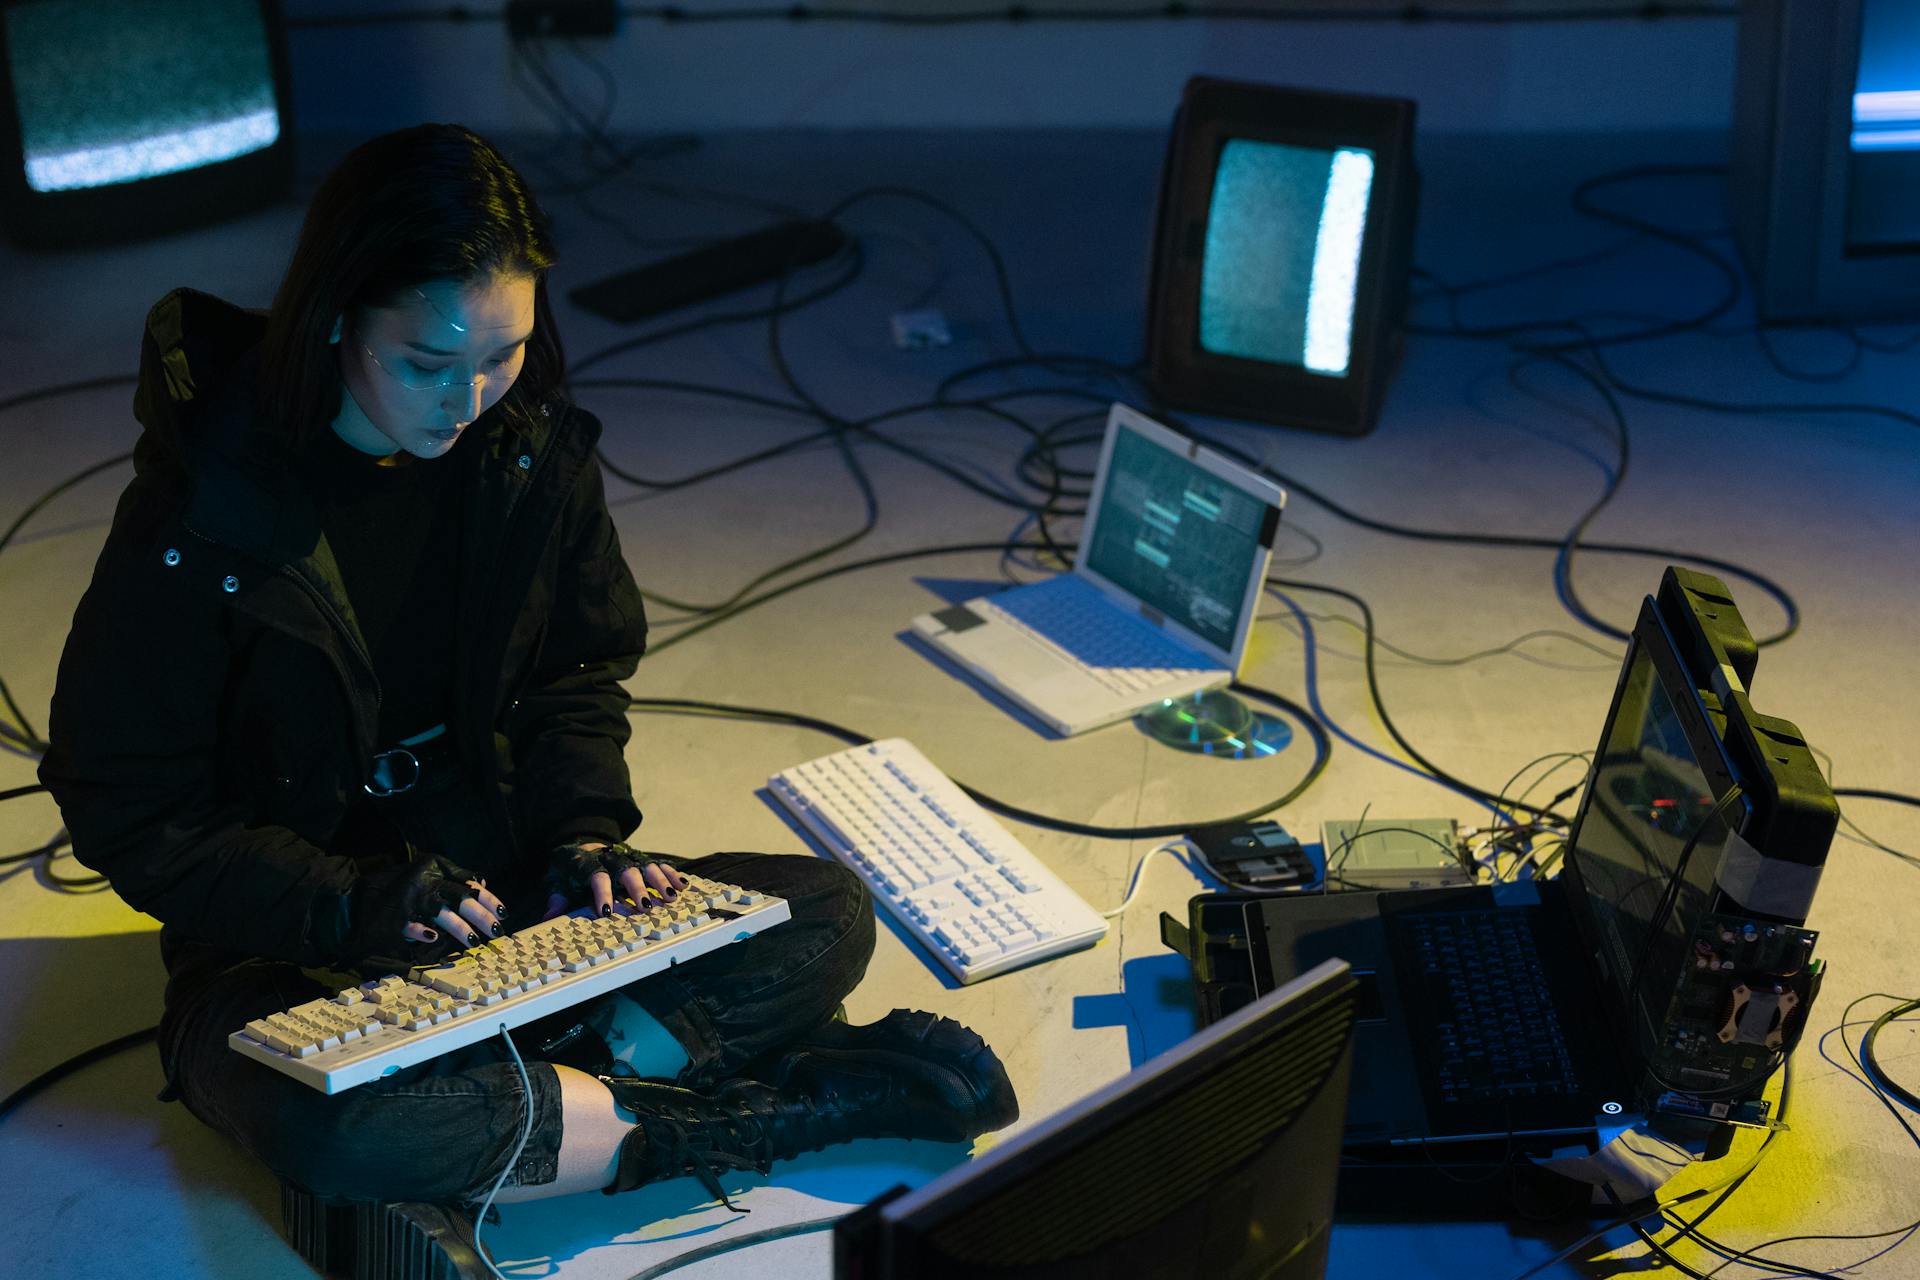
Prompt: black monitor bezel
<box><xmin>1558</xmin><ymin>594</ymin><xmax>1754</xmax><ymax>1074</ymax></box>
<box><xmin>0</xmin><ymin>0</ymin><xmax>298</xmax><ymax>251</ymax></box>
<box><xmin>839</xmin><ymin>958</ymin><xmax>1356</xmax><ymax>1278</ymax></box>
<box><xmin>1145</xmin><ymin>76</ymin><xmax>1417</xmax><ymax>436</ymax></box>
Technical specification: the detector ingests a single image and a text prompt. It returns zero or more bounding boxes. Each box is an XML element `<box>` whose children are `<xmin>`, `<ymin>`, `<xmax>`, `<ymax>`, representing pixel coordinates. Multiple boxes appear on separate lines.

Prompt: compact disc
<box><xmin>1135</xmin><ymin>691</ymin><xmax>1294</xmax><ymax>759</ymax></box>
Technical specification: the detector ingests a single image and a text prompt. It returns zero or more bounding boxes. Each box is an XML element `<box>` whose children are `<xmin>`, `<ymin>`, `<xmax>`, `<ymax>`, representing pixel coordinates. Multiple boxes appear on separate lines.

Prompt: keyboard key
<box><xmin>770</xmin><ymin>738</ymin><xmax>1108</xmax><ymax>984</ymax></box>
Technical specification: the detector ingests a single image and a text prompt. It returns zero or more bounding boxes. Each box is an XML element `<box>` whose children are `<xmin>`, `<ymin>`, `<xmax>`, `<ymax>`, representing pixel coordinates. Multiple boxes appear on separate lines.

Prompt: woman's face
<box><xmin>329</xmin><ymin>272</ymin><xmax>537</xmax><ymax>463</ymax></box>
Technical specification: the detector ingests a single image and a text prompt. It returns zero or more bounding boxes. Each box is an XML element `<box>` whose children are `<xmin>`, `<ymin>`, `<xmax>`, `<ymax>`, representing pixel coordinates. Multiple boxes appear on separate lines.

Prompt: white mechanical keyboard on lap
<box><xmin>769</xmin><ymin>738</ymin><xmax>1108</xmax><ymax>983</ymax></box>
<box><xmin>229</xmin><ymin>874</ymin><xmax>790</xmax><ymax>1094</ymax></box>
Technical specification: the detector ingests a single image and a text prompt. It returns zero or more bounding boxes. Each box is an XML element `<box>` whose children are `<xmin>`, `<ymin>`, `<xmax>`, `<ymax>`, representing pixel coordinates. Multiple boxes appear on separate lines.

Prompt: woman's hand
<box><xmin>543</xmin><ymin>840</ymin><xmax>688</xmax><ymax>920</ymax></box>
<box><xmin>343</xmin><ymin>854</ymin><xmax>509</xmax><ymax>961</ymax></box>
<box><xmin>400</xmin><ymin>876</ymin><xmax>508</xmax><ymax>948</ymax></box>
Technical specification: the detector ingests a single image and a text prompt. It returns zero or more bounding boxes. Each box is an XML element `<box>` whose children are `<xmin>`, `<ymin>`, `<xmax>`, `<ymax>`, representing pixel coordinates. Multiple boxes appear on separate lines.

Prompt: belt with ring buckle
<box><xmin>364</xmin><ymin>724</ymin><xmax>449</xmax><ymax>798</ymax></box>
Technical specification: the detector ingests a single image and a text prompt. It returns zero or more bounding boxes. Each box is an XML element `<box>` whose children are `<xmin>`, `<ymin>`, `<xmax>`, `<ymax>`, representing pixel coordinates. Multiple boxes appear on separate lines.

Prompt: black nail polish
<box><xmin>422</xmin><ymin>928</ymin><xmax>439</xmax><ymax>942</ymax></box>
<box><xmin>467</xmin><ymin>932</ymin><xmax>480</xmax><ymax>946</ymax></box>
<box><xmin>491</xmin><ymin>921</ymin><xmax>504</xmax><ymax>937</ymax></box>
<box><xmin>599</xmin><ymin>903</ymin><xmax>612</xmax><ymax>917</ymax></box>
<box><xmin>495</xmin><ymin>906</ymin><xmax>508</xmax><ymax>919</ymax></box>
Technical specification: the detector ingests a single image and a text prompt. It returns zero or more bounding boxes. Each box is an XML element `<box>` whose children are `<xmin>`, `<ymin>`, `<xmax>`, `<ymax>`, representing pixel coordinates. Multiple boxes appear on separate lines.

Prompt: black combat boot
<box><xmin>739</xmin><ymin>1008</ymin><xmax>1017</xmax><ymax>1143</ymax></box>
<box><xmin>600</xmin><ymin>1010</ymin><xmax>1017</xmax><ymax>1210</ymax></box>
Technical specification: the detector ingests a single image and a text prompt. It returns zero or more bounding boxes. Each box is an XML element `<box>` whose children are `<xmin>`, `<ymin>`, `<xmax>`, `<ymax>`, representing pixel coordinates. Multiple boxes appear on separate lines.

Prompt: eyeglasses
<box><xmin>361</xmin><ymin>342</ymin><xmax>521</xmax><ymax>392</ymax></box>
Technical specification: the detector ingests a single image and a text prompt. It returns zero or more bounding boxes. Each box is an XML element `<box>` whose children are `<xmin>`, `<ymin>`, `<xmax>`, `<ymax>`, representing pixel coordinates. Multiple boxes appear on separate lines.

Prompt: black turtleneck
<box><xmin>302</xmin><ymin>424</ymin><xmax>465</xmax><ymax>746</ymax></box>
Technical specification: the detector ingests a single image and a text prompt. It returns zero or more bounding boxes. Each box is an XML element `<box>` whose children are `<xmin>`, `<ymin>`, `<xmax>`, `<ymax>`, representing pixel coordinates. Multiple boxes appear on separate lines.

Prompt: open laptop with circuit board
<box><xmin>909</xmin><ymin>402</ymin><xmax>1286</xmax><ymax>737</ymax></box>
<box><xmin>1188</xmin><ymin>568</ymin><xmax>1836</xmax><ymax>1156</ymax></box>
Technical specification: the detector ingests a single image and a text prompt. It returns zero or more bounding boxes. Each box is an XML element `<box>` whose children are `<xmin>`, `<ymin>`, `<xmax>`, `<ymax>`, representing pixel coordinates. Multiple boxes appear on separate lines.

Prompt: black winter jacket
<box><xmin>37</xmin><ymin>288</ymin><xmax>651</xmax><ymax>969</ymax></box>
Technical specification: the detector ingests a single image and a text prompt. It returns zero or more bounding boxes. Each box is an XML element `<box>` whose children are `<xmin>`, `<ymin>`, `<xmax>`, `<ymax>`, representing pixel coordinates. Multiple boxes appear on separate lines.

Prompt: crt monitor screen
<box><xmin>1199</xmin><ymin>139</ymin><xmax>1375</xmax><ymax>377</ymax></box>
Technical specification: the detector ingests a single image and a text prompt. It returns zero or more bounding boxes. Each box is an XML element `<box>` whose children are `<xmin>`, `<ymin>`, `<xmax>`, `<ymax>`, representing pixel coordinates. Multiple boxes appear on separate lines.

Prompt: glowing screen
<box><xmin>1198</xmin><ymin>139</ymin><xmax>1374</xmax><ymax>376</ymax></box>
<box><xmin>1082</xmin><ymin>423</ymin><xmax>1273</xmax><ymax>652</ymax></box>
<box><xmin>4</xmin><ymin>0</ymin><xmax>278</xmax><ymax>193</ymax></box>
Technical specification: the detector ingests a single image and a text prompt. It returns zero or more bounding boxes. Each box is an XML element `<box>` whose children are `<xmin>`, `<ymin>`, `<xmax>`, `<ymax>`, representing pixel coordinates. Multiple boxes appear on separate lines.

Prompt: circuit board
<box><xmin>1650</xmin><ymin>912</ymin><xmax>1821</xmax><ymax>1118</ymax></box>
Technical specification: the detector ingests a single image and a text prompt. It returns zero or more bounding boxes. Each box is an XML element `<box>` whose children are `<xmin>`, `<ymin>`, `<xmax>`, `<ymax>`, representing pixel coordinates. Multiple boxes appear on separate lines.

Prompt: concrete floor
<box><xmin>1</xmin><ymin>126</ymin><xmax>1916</xmax><ymax>1279</ymax></box>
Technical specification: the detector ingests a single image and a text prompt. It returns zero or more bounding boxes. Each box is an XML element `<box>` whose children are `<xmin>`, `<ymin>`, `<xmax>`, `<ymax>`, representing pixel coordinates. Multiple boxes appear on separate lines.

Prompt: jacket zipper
<box><xmin>464</xmin><ymin>434</ymin><xmax>563</xmax><ymax>850</ymax></box>
<box><xmin>278</xmin><ymin>563</ymin><xmax>382</xmax><ymax>778</ymax></box>
<box><xmin>480</xmin><ymin>432</ymin><xmax>558</xmax><ymax>700</ymax></box>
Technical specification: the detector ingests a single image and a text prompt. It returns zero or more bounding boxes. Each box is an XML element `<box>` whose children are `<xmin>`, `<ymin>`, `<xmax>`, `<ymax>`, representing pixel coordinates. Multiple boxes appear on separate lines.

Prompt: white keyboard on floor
<box><xmin>229</xmin><ymin>875</ymin><xmax>790</xmax><ymax>1094</ymax></box>
<box><xmin>769</xmin><ymin>738</ymin><xmax>1108</xmax><ymax>983</ymax></box>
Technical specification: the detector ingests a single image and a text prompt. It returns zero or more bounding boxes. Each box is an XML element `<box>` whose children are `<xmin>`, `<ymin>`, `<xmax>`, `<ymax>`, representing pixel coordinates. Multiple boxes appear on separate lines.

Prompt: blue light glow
<box><xmin>1304</xmin><ymin>148</ymin><xmax>1375</xmax><ymax>375</ymax></box>
<box><xmin>26</xmin><ymin>108</ymin><xmax>279</xmax><ymax>192</ymax></box>
<box><xmin>1853</xmin><ymin>91</ymin><xmax>1920</xmax><ymax>151</ymax></box>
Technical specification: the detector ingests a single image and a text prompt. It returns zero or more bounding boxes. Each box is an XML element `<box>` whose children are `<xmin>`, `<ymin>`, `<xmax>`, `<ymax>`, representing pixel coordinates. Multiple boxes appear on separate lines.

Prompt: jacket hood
<box><xmin>132</xmin><ymin>286</ymin><xmax>274</xmax><ymax>474</ymax></box>
<box><xmin>130</xmin><ymin>287</ymin><xmax>331</xmax><ymax>563</ymax></box>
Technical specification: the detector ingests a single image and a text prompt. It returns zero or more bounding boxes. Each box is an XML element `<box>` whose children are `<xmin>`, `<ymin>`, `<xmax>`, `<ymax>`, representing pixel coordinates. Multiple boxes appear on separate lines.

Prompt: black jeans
<box><xmin>156</xmin><ymin>850</ymin><xmax>874</xmax><ymax>1206</ymax></box>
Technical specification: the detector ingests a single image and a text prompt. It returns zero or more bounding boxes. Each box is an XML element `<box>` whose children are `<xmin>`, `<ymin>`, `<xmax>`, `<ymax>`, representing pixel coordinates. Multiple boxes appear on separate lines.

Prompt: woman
<box><xmin>36</xmin><ymin>123</ymin><xmax>1015</xmax><ymax>1227</ymax></box>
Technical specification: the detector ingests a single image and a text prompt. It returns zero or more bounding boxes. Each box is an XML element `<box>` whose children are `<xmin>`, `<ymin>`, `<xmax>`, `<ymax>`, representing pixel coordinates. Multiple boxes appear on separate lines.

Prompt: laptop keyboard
<box><xmin>978</xmin><ymin>576</ymin><xmax>1213</xmax><ymax>695</ymax></box>
<box><xmin>1399</xmin><ymin>910</ymin><xmax>1583</xmax><ymax>1105</ymax></box>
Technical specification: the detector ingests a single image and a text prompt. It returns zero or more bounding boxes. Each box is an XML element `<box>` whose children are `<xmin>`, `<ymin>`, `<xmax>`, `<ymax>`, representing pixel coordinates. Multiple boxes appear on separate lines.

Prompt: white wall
<box><xmin>281</xmin><ymin>2</ymin><xmax>1739</xmax><ymax>135</ymax></box>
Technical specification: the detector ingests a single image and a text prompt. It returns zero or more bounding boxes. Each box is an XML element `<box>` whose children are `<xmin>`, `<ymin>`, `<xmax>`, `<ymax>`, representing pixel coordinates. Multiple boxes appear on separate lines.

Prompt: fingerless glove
<box><xmin>544</xmin><ymin>839</ymin><xmax>675</xmax><ymax>906</ymax></box>
<box><xmin>328</xmin><ymin>853</ymin><xmax>486</xmax><ymax>967</ymax></box>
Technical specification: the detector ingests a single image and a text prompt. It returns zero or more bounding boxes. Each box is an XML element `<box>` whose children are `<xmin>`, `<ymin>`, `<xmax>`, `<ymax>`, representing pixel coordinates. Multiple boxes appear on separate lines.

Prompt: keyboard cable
<box><xmin>469</xmin><ymin>1026</ymin><xmax>535</xmax><ymax>1280</ymax></box>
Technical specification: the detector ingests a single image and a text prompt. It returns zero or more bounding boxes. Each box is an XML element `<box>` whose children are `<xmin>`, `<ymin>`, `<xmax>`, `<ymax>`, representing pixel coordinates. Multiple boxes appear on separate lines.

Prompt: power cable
<box><xmin>1267</xmin><ymin>605</ymin><xmax>1622</xmax><ymax>671</ymax></box>
<box><xmin>628</xmin><ymin>681</ymin><xmax>1330</xmax><ymax>840</ymax></box>
<box><xmin>1408</xmin><ymin>166</ymin><xmax>1743</xmax><ymax>353</ymax></box>
<box><xmin>1269</xmin><ymin>576</ymin><xmax>1563</xmax><ymax>822</ymax></box>
<box><xmin>0</xmin><ymin>1025</ymin><xmax>158</xmax><ymax>1123</ymax></box>
<box><xmin>1503</xmin><ymin>1065</ymin><xmax>1788</xmax><ymax>1280</ymax></box>
<box><xmin>469</xmin><ymin>1027</ymin><xmax>535</xmax><ymax>1280</ymax></box>
<box><xmin>1833</xmin><ymin>787</ymin><xmax>1920</xmax><ymax>811</ymax></box>
<box><xmin>1182</xmin><ymin>420</ymin><xmax>1801</xmax><ymax>650</ymax></box>
<box><xmin>1863</xmin><ymin>998</ymin><xmax>1920</xmax><ymax>1114</ymax></box>
<box><xmin>1264</xmin><ymin>587</ymin><xmax>1517</xmax><ymax>822</ymax></box>
<box><xmin>932</xmin><ymin>342</ymin><xmax>1803</xmax><ymax>655</ymax></box>
<box><xmin>641</xmin><ymin>540</ymin><xmax>1050</xmax><ymax>650</ymax></box>
<box><xmin>1575</xmin><ymin>335</ymin><xmax>1920</xmax><ymax>435</ymax></box>
<box><xmin>621</xmin><ymin>1212</ymin><xmax>847</xmax><ymax>1280</ymax></box>
<box><xmin>1664</xmin><ymin>997</ymin><xmax>1920</xmax><ymax>1278</ymax></box>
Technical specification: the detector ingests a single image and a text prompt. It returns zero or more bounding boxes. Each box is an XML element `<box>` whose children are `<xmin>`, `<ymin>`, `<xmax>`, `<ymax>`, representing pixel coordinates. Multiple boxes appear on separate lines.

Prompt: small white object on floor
<box><xmin>889</xmin><ymin>308</ymin><xmax>952</xmax><ymax>349</ymax></box>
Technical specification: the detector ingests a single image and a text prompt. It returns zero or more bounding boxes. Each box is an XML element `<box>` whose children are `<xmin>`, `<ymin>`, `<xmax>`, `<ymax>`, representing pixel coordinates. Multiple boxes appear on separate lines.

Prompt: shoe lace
<box><xmin>650</xmin><ymin>1112</ymin><xmax>762</xmax><ymax>1214</ymax></box>
<box><xmin>657</xmin><ymin>1088</ymin><xmax>827</xmax><ymax>1215</ymax></box>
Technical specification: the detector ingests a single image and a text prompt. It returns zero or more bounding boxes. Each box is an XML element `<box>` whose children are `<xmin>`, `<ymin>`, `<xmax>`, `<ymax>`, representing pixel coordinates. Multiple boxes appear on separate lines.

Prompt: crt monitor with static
<box><xmin>0</xmin><ymin>0</ymin><xmax>296</xmax><ymax>250</ymax></box>
<box><xmin>1145</xmin><ymin>76</ymin><xmax>1418</xmax><ymax>437</ymax></box>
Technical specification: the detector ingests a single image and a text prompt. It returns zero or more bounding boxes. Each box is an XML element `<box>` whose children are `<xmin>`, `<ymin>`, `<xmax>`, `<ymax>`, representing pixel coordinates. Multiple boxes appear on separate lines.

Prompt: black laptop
<box><xmin>1170</xmin><ymin>568</ymin><xmax>1836</xmax><ymax>1158</ymax></box>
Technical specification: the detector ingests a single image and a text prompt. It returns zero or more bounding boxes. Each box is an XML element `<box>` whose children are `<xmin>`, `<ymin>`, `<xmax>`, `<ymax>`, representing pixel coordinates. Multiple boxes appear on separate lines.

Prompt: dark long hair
<box><xmin>255</xmin><ymin>123</ymin><xmax>564</xmax><ymax>452</ymax></box>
